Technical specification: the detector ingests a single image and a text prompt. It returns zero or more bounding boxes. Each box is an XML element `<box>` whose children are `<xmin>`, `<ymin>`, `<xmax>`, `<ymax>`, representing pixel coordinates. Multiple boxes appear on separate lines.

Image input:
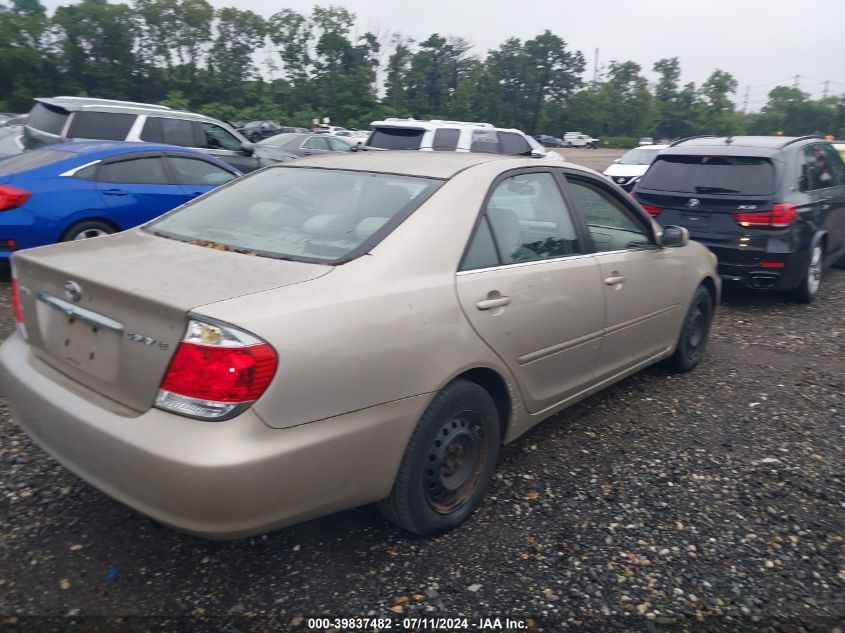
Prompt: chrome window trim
<box><xmin>456</xmin><ymin>252</ymin><xmax>597</xmax><ymax>275</ymax></box>
<box><xmin>59</xmin><ymin>159</ymin><xmax>102</xmax><ymax>177</ymax></box>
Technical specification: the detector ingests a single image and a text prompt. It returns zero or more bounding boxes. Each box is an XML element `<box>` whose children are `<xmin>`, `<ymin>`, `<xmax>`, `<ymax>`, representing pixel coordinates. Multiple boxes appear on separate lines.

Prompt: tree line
<box><xmin>2</xmin><ymin>0</ymin><xmax>844</xmax><ymax>140</ymax></box>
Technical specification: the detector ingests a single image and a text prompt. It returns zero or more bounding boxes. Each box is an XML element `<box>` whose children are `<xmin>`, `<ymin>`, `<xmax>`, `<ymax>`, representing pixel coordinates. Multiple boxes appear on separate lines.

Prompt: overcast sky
<box><xmin>43</xmin><ymin>0</ymin><xmax>845</xmax><ymax>110</ymax></box>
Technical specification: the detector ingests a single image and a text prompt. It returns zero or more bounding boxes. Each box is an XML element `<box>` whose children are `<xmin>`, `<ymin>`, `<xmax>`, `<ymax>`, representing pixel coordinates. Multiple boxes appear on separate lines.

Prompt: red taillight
<box><xmin>0</xmin><ymin>185</ymin><xmax>31</xmax><ymax>211</ymax></box>
<box><xmin>640</xmin><ymin>203</ymin><xmax>662</xmax><ymax>216</ymax></box>
<box><xmin>734</xmin><ymin>203</ymin><xmax>796</xmax><ymax>229</ymax></box>
<box><xmin>760</xmin><ymin>261</ymin><xmax>785</xmax><ymax>268</ymax></box>
<box><xmin>156</xmin><ymin>319</ymin><xmax>277</xmax><ymax>420</ymax></box>
<box><xmin>11</xmin><ymin>276</ymin><xmax>24</xmax><ymax>323</ymax></box>
<box><xmin>160</xmin><ymin>342</ymin><xmax>277</xmax><ymax>403</ymax></box>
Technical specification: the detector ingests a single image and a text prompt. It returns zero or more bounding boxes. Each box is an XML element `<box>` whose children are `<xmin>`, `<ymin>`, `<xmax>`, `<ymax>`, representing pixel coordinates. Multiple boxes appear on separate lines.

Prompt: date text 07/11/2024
<box><xmin>306</xmin><ymin>617</ymin><xmax>529</xmax><ymax>630</ymax></box>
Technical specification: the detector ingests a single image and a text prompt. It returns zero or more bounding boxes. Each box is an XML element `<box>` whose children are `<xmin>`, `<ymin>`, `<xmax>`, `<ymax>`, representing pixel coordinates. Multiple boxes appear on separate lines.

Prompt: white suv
<box><xmin>366</xmin><ymin>118</ymin><xmax>559</xmax><ymax>159</ymax></box>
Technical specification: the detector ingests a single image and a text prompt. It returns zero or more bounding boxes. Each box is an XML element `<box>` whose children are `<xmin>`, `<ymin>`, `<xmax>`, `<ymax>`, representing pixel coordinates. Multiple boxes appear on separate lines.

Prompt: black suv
<box><xmin>633</xmin><ymin>136</ymin><xmax>845</xmax><ymax>302</ymax></box>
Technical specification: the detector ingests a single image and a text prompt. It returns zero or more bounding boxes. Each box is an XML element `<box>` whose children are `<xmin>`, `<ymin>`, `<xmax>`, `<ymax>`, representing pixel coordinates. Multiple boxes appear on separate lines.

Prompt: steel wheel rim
<box><xmin>685</xmin><ymin>301</ymin><xmax>706</xmax><ymax>360</ymax></box>
<box><xmin>73</xmin><ymin>228</ymin><xmax>109</xmax><ymax>240</ymax></box>
<box><xmin>425</xmin><ymin>411</ymin><xmax>486</xmax><ymax>515</ymax></box>
<box><xmin>808</xmin><ymin>245</ymin><xmax>822</xmax><ymax>295</ymax></box>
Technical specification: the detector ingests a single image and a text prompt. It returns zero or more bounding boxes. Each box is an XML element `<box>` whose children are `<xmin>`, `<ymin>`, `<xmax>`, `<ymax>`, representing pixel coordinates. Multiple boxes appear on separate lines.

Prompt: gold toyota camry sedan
<box><xmin>1</xmin><ymin>151</ymin><xmax>720</xmax><ymax>538</ymax></box>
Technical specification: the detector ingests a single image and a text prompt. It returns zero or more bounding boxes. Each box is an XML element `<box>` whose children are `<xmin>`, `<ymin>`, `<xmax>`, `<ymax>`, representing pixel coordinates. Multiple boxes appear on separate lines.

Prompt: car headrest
<box><xmin>486</xmin><ymin>206</ymin><xmax>522</xmax><ymax>255</ymax></box>
<box><xmin>355</xmin><ymin>217</ymin><xmax>389</xmax><ymax>241</ymax></box>
<box><xmin>365</xmin><ymin>184</ymin><xmax>411</xmax><ymax>217</ymax></box>
<box><xmin>302</xmin><ymin>213</ymin><xmax>355</xmax><ymax>240</ymax></box>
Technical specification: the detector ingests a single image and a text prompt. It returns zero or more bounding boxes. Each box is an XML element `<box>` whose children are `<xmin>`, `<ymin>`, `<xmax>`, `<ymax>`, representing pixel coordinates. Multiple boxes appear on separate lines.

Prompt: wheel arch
<box><xmin>59</xmin><ymin>215</ymin><xmax>122</xmax><ymax>241</ymax></box>
<box><xmin>450</xmin><ymin>367</ymin><xmax>513</xmax><ymax>442</ymax></box>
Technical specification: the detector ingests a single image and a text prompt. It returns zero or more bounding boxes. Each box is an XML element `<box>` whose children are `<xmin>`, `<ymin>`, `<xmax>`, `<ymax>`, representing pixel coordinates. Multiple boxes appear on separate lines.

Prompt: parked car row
<box><xmin>3</xmin><ymin>92</ymin><xmax>843</xmax><ymax>541</ymax></box>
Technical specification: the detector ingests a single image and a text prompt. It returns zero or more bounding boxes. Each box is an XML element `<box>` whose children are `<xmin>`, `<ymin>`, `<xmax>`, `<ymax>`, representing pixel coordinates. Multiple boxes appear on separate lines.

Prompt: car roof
<box><xmin>270</xmin><ymin>150</ymin><xmax>598</xmax><ymax>180</ymax></box>
<box><xmin>370</xmin><ymin>118</ymin><xmax>528</xmax><ymax>135</ymax></box>
<box><xmin>33</xmin><ymin>96</ymin><xmax>217</xmax><ymax>123</ymax></box>
<box><xmin>630</xmin><ymin>144</ymin><xmax>668</xmax><ymax>150</ymax></box>
<box><xmin>39</xmin><ymin>142</ymin><xmax>236</xmax><ymax>172</ymax></box>
<box><xmin>665</xmin><ymin>135</ymin><xmax>822</xmax><ymax>156</ymax></box>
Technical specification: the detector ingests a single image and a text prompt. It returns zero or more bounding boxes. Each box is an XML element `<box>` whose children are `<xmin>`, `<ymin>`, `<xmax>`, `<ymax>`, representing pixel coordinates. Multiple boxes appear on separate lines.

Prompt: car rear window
<box><xmin>0</xmin><ymin>148</ymin><xmax>74</xmax><ymax>175</ymax></box>
<box><xmin>27</xmin><ymin>103</ymin><xmax>69</xmax><ymax>135</ymax></box>
<box><xmin>368</xmin><ymin>128</ymin><xmax>424</xmax><ymax>150</ymax></box>
<box><xmin>638</xmin><ymin>155</ymin><xmax>776</xmax><ymax>195</ymax></box>
<box><xmin>147</xmin><ymin>167</ymin><xmax>442</xmax><ymax>263</ymax></box>
<box><xmin>67</xmin><ymin>111</ymin><xmax>135</xmax><ymax>140</ymax></box>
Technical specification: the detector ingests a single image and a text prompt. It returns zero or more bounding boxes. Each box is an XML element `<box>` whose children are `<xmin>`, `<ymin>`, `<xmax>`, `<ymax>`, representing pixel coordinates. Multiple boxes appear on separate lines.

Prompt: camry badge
<box><xmin>64</xmin><ymin>281</ymin><xmax>82</xmax><ymax>303</ymax></box>
<box><xmin>686</xmin><ymin>198</ymin><xmax>701</xmax><ymax>209</ymax></box>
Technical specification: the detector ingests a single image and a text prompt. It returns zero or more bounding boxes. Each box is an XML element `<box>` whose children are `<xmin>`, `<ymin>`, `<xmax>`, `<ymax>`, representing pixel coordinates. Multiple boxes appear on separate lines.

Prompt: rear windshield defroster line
<box><xmin>145</xmin><ymin>166</ymin><xmax>443</xmax><ymax>265</ymax></box>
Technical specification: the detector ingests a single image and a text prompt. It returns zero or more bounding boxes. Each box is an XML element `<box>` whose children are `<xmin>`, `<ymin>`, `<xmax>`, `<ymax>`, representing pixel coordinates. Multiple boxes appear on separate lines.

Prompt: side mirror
<box><xmin>240</xmin><ymin>141</ymin><xmax>255</xmax><ymax>155</ymax></box>
<box><xmin>661</xmin><ymin>225</ymin><xmax>689</xmax><ymax>248</ymax></box>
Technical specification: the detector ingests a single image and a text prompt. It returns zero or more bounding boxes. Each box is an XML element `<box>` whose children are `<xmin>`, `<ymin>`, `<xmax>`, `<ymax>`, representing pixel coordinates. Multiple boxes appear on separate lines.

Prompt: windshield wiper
<box><xmin>695</xmin><ymin>186</ymin><xmax>740</xmax><ymax>194</ymax></box>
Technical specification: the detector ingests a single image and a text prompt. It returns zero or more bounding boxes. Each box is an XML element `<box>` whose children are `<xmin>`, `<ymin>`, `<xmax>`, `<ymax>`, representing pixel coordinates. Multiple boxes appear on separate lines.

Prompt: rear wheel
<box><xmin>793</xmin><ymin>243</ymin><xmax>823</xmax><ymax>303</ymax></box>
<box><xmin>378</xmin><ymin>380</ymin><xmax>500</xmax><ymax>535</ymax></box>
<box><xmin>664</xmin><ymin>285</ymin><xmax>713</xmax><ymax>373</ymax></box>
<box><xmin>832</xmin><ymin>249</ymin><xmax>845</xmax><ymax>270</ymax></box>
<box><xmin>61</xmin><ymin>220</ymin><xmax>116</xmax><ymax>242</ymax></box>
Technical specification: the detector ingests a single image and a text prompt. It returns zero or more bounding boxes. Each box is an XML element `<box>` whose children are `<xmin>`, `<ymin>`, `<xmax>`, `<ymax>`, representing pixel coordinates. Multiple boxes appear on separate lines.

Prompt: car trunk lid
<box><xmin>13</xmin><ymin>229</ymin><xmax>331</xmax><ymax>412</ymax></box>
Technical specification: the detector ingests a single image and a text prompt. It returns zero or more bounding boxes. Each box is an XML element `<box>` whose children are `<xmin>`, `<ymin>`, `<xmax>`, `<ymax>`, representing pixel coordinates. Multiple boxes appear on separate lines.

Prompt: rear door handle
<box><xmin>102</xmin><ymin>188</ymin><xmax>127</xmax><ymax>196</ymax></box>
<box><xmin>605</xmin><ymin>275</ymin><xmax>626</xmax><ymax>286</ymax></box>
<box><xmin>477</xmin><ymin>296</ymin><xmax>511</xmax><ymax>310</ymax></box>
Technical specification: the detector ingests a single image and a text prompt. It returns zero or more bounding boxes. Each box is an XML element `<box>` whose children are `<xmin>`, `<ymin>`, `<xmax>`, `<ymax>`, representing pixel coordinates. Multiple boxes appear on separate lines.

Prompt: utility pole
<box><xmin>593</xmin><ymin>48</ymin><xmax>599</xmax><ymax>84</ymax></box>
<box><xmin>792</xmin><ymin>74</ymin><xmax>800</xmax><ymax>90</ymax></box>
<box><xmin>823</xmin><ymin>80</ymin><xmax>830</xmax><ymax>98</ymax></box>
<box><xmin>743</xmin><ymin>85</ymin><xmax>750</xmax><ymax>113</ymax></box>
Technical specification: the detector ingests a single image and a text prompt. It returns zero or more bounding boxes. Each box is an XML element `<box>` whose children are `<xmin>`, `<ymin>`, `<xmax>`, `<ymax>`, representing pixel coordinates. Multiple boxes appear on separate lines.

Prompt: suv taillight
<box><xmin>733</xmin><ymin>203</ymin><xmax>797</xmax><ymax>229</ymax></box>
<box><xmin>0</xmin><ymin>185</ymin><xmax>31</xmax><ymax>211</ymax></box>
<box><xmin>156</xmin><ymin>319</ymin><xmax>277</xmax><ymax>420</ymax></box>
<box><xmin>640</xmin><ymin>203</ymin><xmax>662</xmax><ymax>216</ymax></box>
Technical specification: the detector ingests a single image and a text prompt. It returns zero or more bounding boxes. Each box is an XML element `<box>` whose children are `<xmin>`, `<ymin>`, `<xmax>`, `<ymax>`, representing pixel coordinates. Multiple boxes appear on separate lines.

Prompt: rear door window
<box><xmin>432</xmin><ymin>128</ymin><xmax>459</xmax><ymax>151</ymax></box>
<box><xmin>639</xmin><ymin>155</ymin><xmax>775</xmax><ymax>195</ymax></box>
<box><xmin>141</xmin><ymin>117</ymin><xmax>196</xmax><ymax>147</ymax></box>
<box><xmin>67</xmin><ymin>111</ymin><xmax>135</xmax><ymax>140</ymax></box>
<box><xmin>27</xmin><ymin>103</ymin><xmax>69</xmax><ymax>135</ymax></box>
<box><xmin>167</xmin><ymin>156</ymin><xmax>236</xmax><ymax>185</ymax></box>
<box><xmin>368</xmin><ymin>128</ymin><xmax>424</xmax><ymax>150</ymax></box>
<box><xmin>97</xmin><ymin>157</ymin><xmax>171</xmax><ymax>184</ymax></box>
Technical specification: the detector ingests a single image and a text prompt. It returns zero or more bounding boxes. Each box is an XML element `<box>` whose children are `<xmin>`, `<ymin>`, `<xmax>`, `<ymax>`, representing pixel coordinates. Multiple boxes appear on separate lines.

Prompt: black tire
<box><xmin>664</xmin><ymin>285</ymin><xmax>714</xmax><ymax>373</ymax></box>
<box><xmin>792</xmin><ymin>243</ymin><xmax>823</xmax><ymax>304</ymax></box>
<box><xmin>378</xmin><ymin>379</ymin><xmax>500</xmax><ymax>535</ymax></box>
<box><xmin>61</xmin><ymin>220</ymin><xmax>116</xmax><ymax>242</ymax></box>
<box><xmin>831</xmin><ymin>248</ymin><xmax>845</xmax><ymax>269</ymax></box>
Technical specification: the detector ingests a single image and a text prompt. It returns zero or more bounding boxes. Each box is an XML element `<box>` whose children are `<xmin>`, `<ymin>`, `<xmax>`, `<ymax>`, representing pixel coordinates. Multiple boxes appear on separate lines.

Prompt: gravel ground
<box><xmin>0</xmin><ymin>153</ymin><xmax>843</xmax><ymax>631</ymax></box>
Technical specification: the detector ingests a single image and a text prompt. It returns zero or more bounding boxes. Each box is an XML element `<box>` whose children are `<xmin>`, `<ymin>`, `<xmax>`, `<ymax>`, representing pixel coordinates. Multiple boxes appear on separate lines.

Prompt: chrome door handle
<box><xmin>605</xmin><ymin>275</ymin><xmax>626</xmax><ymax>285</ymax></box>
<box><xmin>477</xmin><ymin>297</ymin><xmax>511</xmax><ymax>310</ymax></box>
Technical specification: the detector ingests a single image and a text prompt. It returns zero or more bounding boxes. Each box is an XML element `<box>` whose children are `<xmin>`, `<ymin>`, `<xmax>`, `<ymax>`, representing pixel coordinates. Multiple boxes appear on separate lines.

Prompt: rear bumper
<box><xmin>0</xmin><ymin>333</ymin><xmax>428</xmax><ymax>538</ymax></box>
<box><xmin>716</xmin><ymin>250</ymin><xmax>807</xmax><ymax>290</ymax></box>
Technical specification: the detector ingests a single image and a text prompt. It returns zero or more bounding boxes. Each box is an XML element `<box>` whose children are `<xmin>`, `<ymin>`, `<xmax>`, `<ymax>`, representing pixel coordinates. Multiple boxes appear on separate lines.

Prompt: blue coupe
<box><xmin>0</xmin><ymin>142</ymin><xmax>240</xmax><ymax>260</ymax></box>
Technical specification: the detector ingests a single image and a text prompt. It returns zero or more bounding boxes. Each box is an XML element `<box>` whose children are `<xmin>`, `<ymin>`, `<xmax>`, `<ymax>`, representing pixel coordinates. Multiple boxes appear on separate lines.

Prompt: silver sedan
<box><xmin>1</xmin><ymin>151</ymin><xmax>719</xmax><ymax>538</ymax></box>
